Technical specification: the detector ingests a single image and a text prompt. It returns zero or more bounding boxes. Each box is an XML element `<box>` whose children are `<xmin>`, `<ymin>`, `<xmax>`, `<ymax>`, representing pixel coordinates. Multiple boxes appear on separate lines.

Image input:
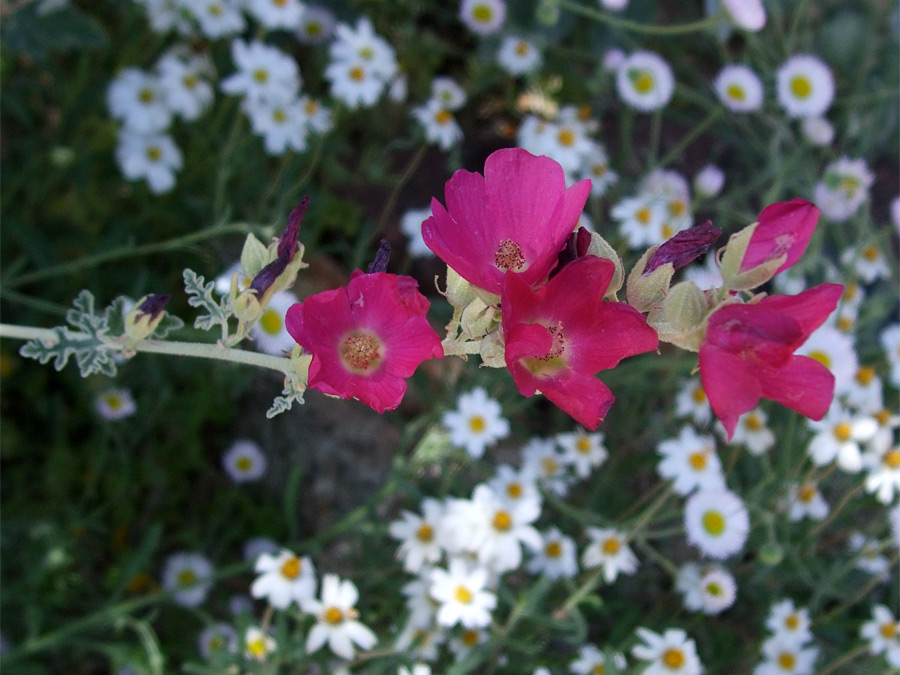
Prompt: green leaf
<box><xmin>266</xmin><ymin>382</ymin><xmax>305</xmax><ymax>418</ymax></box>
<box><xmin>182</xmin><ymin>269</ymin><xmax>230</xmax><ymax>334</ymax></box>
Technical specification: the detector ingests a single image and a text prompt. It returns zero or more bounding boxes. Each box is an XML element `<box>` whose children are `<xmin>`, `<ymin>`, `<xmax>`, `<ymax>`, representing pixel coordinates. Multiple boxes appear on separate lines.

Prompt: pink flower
<box><xmin>423</xmin><ymin>148</ymin><xmax>591</xmax><ymax>295</ymax></box>
<box><xmin>285</xmin><ymin>271</ymin><xmax>443</xmax><ymax>413</ymax></box>
<box><xmin>740</xmin><ymin>199</ymin><xmax>819</xmax><ymax>276</ymax></box>
<box><xmin>699</xmin><ymin>283</ymin><xmax>843</xmax><ymax>440</ymax></box>
<box><xmin>502</xmin><ymin>256</ymin><xmax>659</xmax><ymax>429</ymax></box>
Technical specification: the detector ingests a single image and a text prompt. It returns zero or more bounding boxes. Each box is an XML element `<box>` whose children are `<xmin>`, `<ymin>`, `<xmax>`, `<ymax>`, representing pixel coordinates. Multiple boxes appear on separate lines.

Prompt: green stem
<box><xmin>558</xmin><ymin>0</ymin><xmax>722</xmax><ymax>36</ymax></box>
<box><xmin>818</xmin><ymin>645</ymin><xmax>873</xmax><ymax>675</ymax></box>
<box><xmin>656</xmin><ymin>109</ymin><xmax>723</xmax><ymax>168</ymax></box>
<box><xmin>0</xmin><ymin>324</ymin><xmax>294</xmax><ymax>376</ymax></box>
<box><xmin>5</xmin><ymin>222</ymin><xmax>254</xmax><ymax>289</ymax></box>
<box><xmin>369</xmin><ymin>142</ymin><xmax>429</xmax><ymax>250</ymax></box>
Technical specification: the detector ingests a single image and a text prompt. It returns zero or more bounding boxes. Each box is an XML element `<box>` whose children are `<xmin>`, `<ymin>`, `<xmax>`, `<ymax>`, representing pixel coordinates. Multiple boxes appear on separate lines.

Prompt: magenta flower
<box><xmin>699</xmin><ymin>283</ymin><xmax>843</xmax><ymax>440</ymax></box>
<box><xmin>502</xmin><ymin>257</ymin><xmax>659</xmax><ymax>429</ymax></box>
<box><xmin>740</xmin><ymin>198</ymin><xmax>819</xmax><ymax>275</ymax></box>
<box><xmin>285</xmin><ymin>271</ymin><xmax>443</xmax><ymax>413</ymax></box>
<box><xmin>423</xmin><ymin>148</ymin><xmax>591</xmax><ymax>295</ymax></box>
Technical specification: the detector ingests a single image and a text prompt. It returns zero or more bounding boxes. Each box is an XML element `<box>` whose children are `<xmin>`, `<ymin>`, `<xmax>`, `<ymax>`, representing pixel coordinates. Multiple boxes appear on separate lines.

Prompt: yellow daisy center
<box><xmin>416</xmin><ymin>523</ymin><xmax>434</xmax><ymax>542</ymax></box>
<box><xmin>324</xmin><ymin>606</ymin><xmax>344</xmax><ymax>624</ymax></box>
<box><xmin>146</xmin><ymin>146</ymin><xmax>162</xmax><ymax>161</ymax></box>
<box><xmin>702</xmin><ymin>510</ymin><xmax>726</xmax><ymax>536</ymax></box>
<box><xmin>602</xmin><ymin>537</ymin><xmax>620</xmax><ymax>555</ymax></box>
<box><xmin>726</xmin><ymin>83</ymin><xmax>745</xmax><ymax>101</ymax></box>
<box><xmin>790</xmin><ymin>75</ymin><xmax>812</xmax><ymax>99</ymax></box>
<box><xmin>688</xmin><ymin>451</ymin><xmax>708</xmax><ymax>471</ymax></box>
<box><xmin>455</xmin><ymin>585</ymin><xmax>473</xmax><ymax>604</ymax></box>
<box><xmin>855</xmin><ymin>367</ymin><xmax>876</xmax><ymax>385</ymax></box>
<box><xmin>506</xmin><ymin>482</ymin><xmax>523</xmax><ymax>499</ymax></box>
<box><xmin>545</xmin><ymin>541</ymin><xmax>562</xmax><ymax>558</ymax></box>
<box><xmin>663</xmin><ymin>647</ymin><xmax>685</xmax><ymax>668</ymax></box>
<box><xmin>247</xmin><ymin>637</ymin><xmax>267</xmax><ymax>657</ymax></box>
<box><xmin>253</xmin><ymin>68</ymin><xmax>269</xmax><ymax>83</ymax></box>
<box><xmin>472</xmin><ymin>5</ymin><xmax>493</xmax><ymax>22</ymax></box>
<box><xmin>177</xmin><ymin>569</ymin><xmax>197</xmax><ymax>586</ymax></box>
<box><xmin>280</xmin><ymin>556</ymin><xmax>301</xmax><ymax>579</ymax></box>
<box><xmin>350</xmin><ymin>66</ymin><xmax>365</xmax><ymax>81</ymax></box>
<box><xmin>807</xmin><ymin>350</ymin><xmax>831</xmax><ymax>368</ymax></box>
<box><xmin>832</xmin><ymin>422</ymin><xmax>852</xmax><ymax>442</ymax></box>
<box><xmin>884</xmin><ymin>449</ymin><xmax>900</xmax><ymax>470</ymax></box>
<box><xmin>468</xmin><ymin>415</ymin><xmax>486</xmax><ymax>433</ymax></box>
<box><xmin>434</xmin><ymin>109</ymin><xmax>452</xmax><ymax>125</ymax></box>
<box><xmin>558</xmin><ymin>128</ymin><xmax>576</xmax><ymax>146</ymax></box>
<box><xmin>493</xmin><ymin>510</ymin><xmax>512</xmax><ymax>531</ymax></box>
<box><xmin>260</xmin><ymin>309</ymin><xmax>282</xmax><ymax>335</ymax></box>
<box><xmin>692</xmin><ymin>386</ymin><xmax>707</xmax><ymax>404</ymax></box>
<box><xmin>632</xmin><ymin>70</ymin><xmax>654</xmax><ymax>93</ymax></box>
<box><xmin>778</xmin><ymin>652</ymin><xmax>796</xmax><ymax>670</ymax></box>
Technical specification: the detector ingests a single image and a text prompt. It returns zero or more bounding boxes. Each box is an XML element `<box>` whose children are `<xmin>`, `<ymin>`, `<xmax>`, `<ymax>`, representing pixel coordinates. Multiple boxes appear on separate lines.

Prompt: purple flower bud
<box><xmin>277</xmin><ymin>196</ymin><xmax>308</xmax><ymax>260</ymax></box>
<box><xmin>248</xmin><ymin>258</ymin><xmax>288</xmax><ymax>297</ymax></box>
<box><xmin>644</xmin><ymin>220</ymin><xmax>721</xmax><ymax>275</ymax></box>
<box><xmin>136</xmin><ymin>293</ymin><xmax>171</xmax><ymax>320</ymax></box>
<box><xmin>367</xmin><ymin>239</ymin><xmax>392</xmax><ymax>274</ymax></box>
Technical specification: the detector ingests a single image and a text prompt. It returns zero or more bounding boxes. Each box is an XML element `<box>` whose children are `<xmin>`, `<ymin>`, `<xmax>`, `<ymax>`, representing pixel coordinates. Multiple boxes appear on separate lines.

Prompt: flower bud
<box><xmin>626</xmin><ymin>246</ymin><xmax>674</xmax><ymax>313</ymax></box>
<box><xmin>232</xmin><ymin>289</ymin><xmax>262</xmax><ymax>324</ymax></box>
<box><xmin>647</xmin><ymin>281</ymin><xmax>711</xmax><ymax>352</ymax></box>
<box><xmin>479</xmin><ymin>330</ymin><xmax>506</xmax><ymax>368</ymax></box>
<box><xmin>240</xmin><ymin>233</ymin><xmax>269</xmax><ymax>280</ymax></box>
<box><xmin>124</xmin><ymin>294</ymin><xmax>171</xmax><ymax>343</ymax></box>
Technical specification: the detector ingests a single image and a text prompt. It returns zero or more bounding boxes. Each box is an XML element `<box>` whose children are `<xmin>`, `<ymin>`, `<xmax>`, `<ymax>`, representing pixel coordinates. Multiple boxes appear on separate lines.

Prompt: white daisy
<box><xmin>442</xmin><ymin>387</ymin><xmax>510</xmax><ymax>459</ymax></box>
<box><xmin>880</xmin><ymin>323</ymin><xmax>900</xmax><ymax>388</ymax></box>
<box><xmin>430</xmin><ymin>76</ymin><xmax>467</xmax><ymax>111</ymax></box>
<box><xmin>448</xmin><ymin>627</ymin><xmax>487</xmax><ymax>660</ymax></box>
<box><xmin>251</xmin><ymin>548</ymin><xmax>316</xmax><ymax>609</ymax></box>
<box><xmin>581</xmin><ymin>527</ymin><xmax>638</xmax><ymax>583</ymax></box>
<box><xmin>296</xmin><ymin>5</ymin><xmax>335</xmax><ymax>44</ymax></box>
<box><xmin>198</xmin><ymin>622</ymin><xmax>237</xmax><ymax>660</ymax></box>
<box><xmin>631</xmin><ymin>627</ymin><xmax>703</xmax><ymax>675</ymax></box>
<box><xmin>302</xmin><ymin>574</ymin><xmax>377</xmax><ymax>660</ymax></box>
<box><xmin>845</xmin><ymin>366</ymin><xmax>884</xmax><ymax>415</ymax></box>
<box><xmin>611</xmin><ymin>194</ymin><xmax>669</xmax><ymax>249</ymax></box>
<box><xmin>250</xmin><ymin>290</ymin><xmax>299</xmax><ymax>355</ymax></box>
<box><xmin>754</xmin><ymin>635</ymin><xmax>819</xmax><ymax>675</ymax></box>
<box><xmin>526</xmin><ymin>526</ymin><xmax>578</xmax><ymax>580</ymax></box>
<box><xmin>684</xmin><ymin>489</ymin><xmax>750</xmax><ymax>559</ymax></box>
<box><xmin>776</xmin><ymin>54</ymin><xmax>835</xmax><ymax>118</ymax></box>
<box><xmin>497</xmin><ymin>36</ymin><xmax>542</xmax><ymax>76</ymax></box>
<box><xmin>191</xmin><ymin>0</ymin><xmax>246</xmax><ymax>39</ymax></box>
<box><xmin>244</xmin><ymin>625</ymin><xmax>276</xmax><ymax>661</ymax></box>
<box><xmin>395</xmin><ymin>620</ymin><xmax>445</xmax><ymax>662</ymax></box>
<box><xmin>389</xmin><ymin>497</ymin><xmax>445</xmax><ymax>573</ymax></box>
<box><xmin>329</xmin><ymin>17</ymin><xmax>397</xmax><ymax>82</ymax></box>
<box><xmin>842</xmin><ymin>243</ymin><xmax>890</xmax><ymax>284</ymax></box>
<box><xmin>674</xmin><ymin>378</ymin><xmax>713</xmax><ymax>425</ymax></box>
<box><xmin>220</xmin><ymin>39</ymin><xmax>300</xmax><ymax>104</ymax></box>
<box><xmin>107</xmin><ymin>67</ymin><xmax>172</xmax><ymax>133</ymax></box>
<box><xmin>556</xmin><ymin>429</ymin><xmax>608</xmax><ymax>478</ymax></box>
<box><xmin>806</xmin><ymin>402</ymin><xmax>878</xmax><ymax>473</ymax></box>
<box><xmin>136</xmin><ymin>0</ymin><xmax>192</xmax><ymax>35</ymax></box>
<box><xmin>429</xmin><ymin>558</ymin><xmax>497</xmax><ymax>628</ymax></box>
<box><xmin>488</xmin><ymin>463</ymin><xmax>542</xmax><ymax>508</ymax></box>
<box><xmin>814</xmin><ymin>156</ymin><xmax>874</xmax><ymax>222</ymax></box>
<box><xmin>579</xmin><ymin>143</ymin><xmax>619</xmax><ymax>198</ymax></box>
<box><xmin>221</xmin><ymin>439</ymin><xmax>267</xmax><ymax>482</ymax></box>
<box><xmin>860</xmin><ymin>604</ymin><xmax>900</xmax><ymax>665</ymax></box>
<box><xmin>570</xmin><ymin>644</ymin><xmax>627</xmax><ymax>674</ymax></box>
<box><xmin>470</xmin><ymin>484</ymin><xmax>542</xmax><ymax>573</ymax></box>
<box><xmin>412</xmin><ymin>99</ymin><xmax>463</xmax><ymax>150</ymax></box>
<box><xmin>616</xmin><ymin>50</ymin><xmax>675</xmax><ymax>112</ymax></box>
<box><xmin>683</xmin><ymin>253</ymin><xmax>723</xmax><ymax>291</ymax></box>
<box><xmin>727</xmin><ymin>408</ymin><xmax>775</xmax><ymax>455</ymax></box>
<box><xmin>848</xmin><ymin>531</ymin><xmax>890</xmax><ymax>579</ymax></box>
<box><xmin>657</xmin><ymin>426</ymin><xmax>725</xmax><ymax>495</ymax></box>
<box><xmin>162</xmin><ymin>550</ymin><xmax>214</xmax><ymax>607</ymax></box>
<box><xmin>714</xmin><ymin>64</ymin><xmax>764</xmax><ymax>113</ymax></box>
<box><xmin>459</xmin><ymin>0</ymin><xmax>506</xmax><ymax>36</ymax></box>
<box><xmin>244</xmin><ymin>0</ymin><xmax>304</xmax><ymax>30</ymax></box>
<box><xmin>785</xmin><ymin>482</ymin><xmax>829</xmax><ymax>522</ymax></box>
<box><xmin>299</xmin><ymin>95</ymin><xmax>332</xmax><ymax>134</ymax></box>
<box><xmin>765</xmin><ymin>599</ymin><xmax>813</xmax><ymax>647</ymax></box>
<box><xmin>115</xmin><ymin>130</ymin><xmax>182</xmax><ymax>194</ymax></box>
<box><xmin>521</xmin><ymin>437</ymin><xmax>572</xmax><ymax>497</ymax></box>
<box><xmin>697</xmin><ymin>564</ymin><xmax>737</xmax><ymax>614</ymax></box>
<box><xmin>325</xmin><ymin>59</ymin><xmax>386</xmax><ymax>108</ymax></box>
<box><xmin>243</xmin><ymin>97</ymin><xmax>309</xmax><ymax>156</ymax></box>
<box><xmin>95</xmin><ymin>387</ymin><xmax>137</xmax><ymax>420</ymax></box>
<box><xmin>156</xmin><ymin>51</ymin><xmax>213</xmax><ymax>122</ymax></box>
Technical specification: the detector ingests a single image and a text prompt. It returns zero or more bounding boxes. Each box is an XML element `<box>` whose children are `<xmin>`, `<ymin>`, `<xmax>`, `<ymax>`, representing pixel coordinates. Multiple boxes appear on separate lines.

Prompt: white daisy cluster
<box><xmin>95</xmin><ymin>386</ymin><xmax>137</xmax><ymax>420</ymax></box>
<box><xmin>753</xmin><ymin>599</ymin><xmax>819</xmax><ymax>675</ymax></box>
<box><xmin>107</xmin><ymin>50</ymin><xmax>212</xmax><ymax>192</ymax></box>
<box><xmin>611</xmin><ymin>168</ymin><xmax>693</xmax><ymax>249</ymax></box>
<box><xmin>631</xmin><ymin>626</ymin><xmax>703</xmax><ymax>675</ymax></box>
<box><xmin>326</xmin><ymin>17</ymin><xmax>399</xmax><ymax>108</ymax></box>
<box><xmin>496</xmin><ymin>36</ymin><xmax>542</xmax><ymax>76</ymax></box>
<box><xmin>813</xmin><ymin>156</ymin><xmax>875</xmax><ymax>222</ymax></box>
<box><xmin>675</xmin><ymin>561</ymin><xmax>737</xmax><ymax>615</ymax></box>
<box><xmin>860</xmin><ymin>604</ymin><xmax>900</xmax><ymax>669</ymax></box>
<box><xmin>616</xmin><ymin>50</ymin><xmax>676</xmax><ymax>112</ymax></box>
<box><xmin>412</xmin><ymin>77</ymin><xmax>465</xmax><ymax>151</ymax></box>
<box><xmin>517</xmin><ymin>105</ymin><xmax>617</xmax><ymax>194</ymax></box>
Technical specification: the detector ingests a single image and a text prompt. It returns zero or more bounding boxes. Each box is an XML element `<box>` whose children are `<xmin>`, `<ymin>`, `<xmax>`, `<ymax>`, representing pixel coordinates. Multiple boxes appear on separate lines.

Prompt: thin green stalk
<box><xmin>5</xmin><ymin>222</ymin><xmax>254</xmax><ymax>289</ymax></box>
<box><xmin>369</xmin><ymin>142</ymin><xmax>429</xmax><ymax>250</ymax></box>
<box><xmin>0</xmin><ymin>324</ymin><xmax>294</xmax><ymax>376</ymax></box>
<box><xmin>558</xmin><ymin>0</ymin><xmax>722</xmax><ymax>36</ymax></box>
<box><xmin>656</xmin><ymin>109</ymin><xmax>723</xmax><ymax>168</ymax></box>
<box><xmin>818</xmin><ymin>645</ymin><xmax>874</xmax><ymax>675</ymax></box>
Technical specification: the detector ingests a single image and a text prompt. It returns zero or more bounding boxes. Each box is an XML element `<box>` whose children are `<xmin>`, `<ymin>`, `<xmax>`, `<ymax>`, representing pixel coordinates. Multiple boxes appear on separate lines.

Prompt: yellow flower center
<box><xmin>688</xmin><ymin>451</ymin><xmax>708</xmax><ymax>471</ymax></box>
<box><xmin>837</xmin><ymin>316</ymin><xmax>854</xmax><ymax>332</ymax></box>
<box><xmin>807</xmin><ymin>350</ymin><xmax>831</xmax><ymax>368</ymax></box>
<box><xmin>183</xmin><ymin>74</ymin><xmax>198</xmax><ymax>89</ymax></box>
<box><xmin>359</xmin><ymin>46</ymin><xmax>374</xmax><ymax>60</ymax></box>
<box><xmin>702</xmin><ymin>510</ymin><xmax>726</xmax><ymax>536</ymax></box>
<box><xmin>705</xmin><ymin>581</ymin><xmax>722</xmax><ymax>596</ymax></box>
<box><xmin>350</xmin><ymin>66</ymin><xmax>365</xmax><ymax>81</ymax></box>
<box><xmin>139</xmin><ymin>87</ymin><xmax>155</xmax><ymax>103</ymax></box>
<box><xmin>305</xmin><ymin>100</ymin><xmax>319</xmax><ymax>114</ymax></box>
<box><xmin>515</xmin><ymin>41</ymin><xmax>529</xmax><ymax>56</ymax></box>
<box><xmin>272</xmin><ymin>108</ymin><xmax>287</xmax><ymax>123</ymax></box>
<box><xmin>884</xmin><ymin>449</ymin><xmax>900</xmax><ymax>470</ymax></box>
<box><xmin>778</xmin><ymin>652</ymin><xmax>796</xmax><ymax>670</ymax></box>
<box><xmin>558</xmin><ymin>128</ymin><xmax>575</xmax><ymax>146</ymax></box>
<box><xmin>797</xmin><ymin>484</ymin><xmax>816</xmax><ymax>503</ymax></box>
<box><xmin>280</xmin><ymin>556</ymin><xmax>301</xmax><ymax>579</ymax></box>
<box><xmin>306</xmin><ymin>22</ymin><xmax>322</xmax><ymax>36</ymax></box>
<box><xmin>692</xmin><ymin>386</ymin><xmax>707</xmax><ymax>404</ymax></box>
<box><xmin>631</xmin><ymin>69</ymin><xmax>654</xmax><ymax>93</ymax></box>
<box><xmin>468</xmin><ymin>415</ymin><xmax>486</xmax><ymax>433</ymax></box>
<box><xmin>434</xmin><ymin>109</ymin><xmax>452</xmax><ymax>125</ymax></box>
<box><xmin>416</xmin><ymin>523</ymin><xmax>434</xmax><ymax>542</ymax></box>
<box><xmin>863</xmin><ymin>245</ymin><xmax>879</xmax><ymax>261</ymax></box>
<box><xmin>506</xmin><ymin>482</ymin><xmax>523</xmax><ymax>499</ymax></box>
<box><xmin>472</xmin><ymin>5</ymin><xmax>493</xmax><ymax>22</ymax></box>
<box><xmin>493</xmin><ymin>510</ymin><xmax>512</xmax><ymax>531</ymax></box>
<box><xmin>462</xmin><ymin>629</ymin><xmax>479</xmax><ymax>646</ymax></box>
<box><xmin>576</xmin><ymin>437</ymin><xmax>592</xmax><ymax>454</ymax></box>
<box><xmin>880</xmin><ymin>621</ymin><xmax>898</xmax><ymax>639</ymax></box>
<box><xmin>790</xmin><ymin>75</ymin><xmax>812</xmax><ymax>99</ymax></box>
<box><xmin>236</xmin><ymin>456</ymin><xmax>253</xmax><ymax>472</ymax></box>
<box><xmin>669</xmin><ymin>200</ymin><xmax>686</xmax><ymax>218</ymax></box>
<box><xmin>875</xmin><ymin>409</ymin><xmax>890</xmax><ymax>425</ymax></box>
<box><xmin>785</xmin><ymin>614</ymin><xmax>799</xmax><ymax>630</ymax></box>
<box><xmin>592</xmin><ymin>665</ymin><xmax>605</xmax><ymax>675</ymax></box>
<box><xmin>247</xmin><ymin>637</ymin><xmax>267</xmax><ymax>658</ymax></box>
<box><xmin>662</xmin><ymin>223</ymin><xmax>674</xmax><ymax>239</ymax></box>
<box><xmin>104</xmin><ymin>394</ymin><xmax>123</xmax><ymax>410</ymax></box>
<box><xmin>455</xmin><ymin>585</ymin><xmax>473</xmax><ymax>604</ymax></box>
<box><xmin>260</xmin><ymin>309</ymin><xmax>282</xmax><ymax>335</ymax></box>
<box><xmin>324</xmin><ymin>606</ymin><xmax>344</xmax><ymax>624</ymax></box>
<box><xmin>545</xmin><ymin>541</ymin><xmax>562</xmax><ymax>558</ymax></box>
<box><xmin>745</xmin><ymin>412</ymin><xmax>763</xmax><ymax>431</ymax></box>
<box><xmin>253</xmin><ymin>69</ymin><xmax>269</xmax><ymax>83</ymax></box>
<box><xmin>662</xmin><ymin>647</ymin><xmax>685</xmax><ymax>668</ymax></box>
<box><xmin>208</xmin><ymin>3</ymin><xmax>222</xmax><ymax>16</ymax></box>
<box><xmin>855</xmin><ymin>367</ymin><xmax>876</xmax><ymax>385</ymax></box>
<box><xmin>339</xmin><ymin>332</ymin><xmax>383</xmax><ymax>373</ymax></box>
<box><xmin>592</xmin><ymin>164</ymin><xmax>607</xmax><ymax>176</ymax></box>
<box><xmin>541</xmin><ymin>457</ymin><xmax>559</xmax><ymax>476</ymax></box>
<box><xmin>177</xmin><ymin>569</ymin><xmax>197</xmax><ymax>586</ymax></box>
<box><xmin>602</xmin><ymin>537</ymin><xmax>620</xmax><ymax>555</ymax></box>
<box><xmin>726</xmin><ymin>83</ymin><xmax>745</xmax><ymax>101</ymax></box>
<box><xmin>832</xmin><ymin>422</ymin><xmax>852</xmax><ymax>442</ymax></box>
<box><xmin>842</xmin><ymin>283</ymin><xmax>858</xmax><ymax>300</ymax></box>
<box><xmin>146</xmin><ymin>146</ymin><xmax>162</xmax><ymax>161</ymax></box>
<box><xmin>636</xmin><ymin>207</ymin><xmax>652</xmax><ymax>225</ymax></box>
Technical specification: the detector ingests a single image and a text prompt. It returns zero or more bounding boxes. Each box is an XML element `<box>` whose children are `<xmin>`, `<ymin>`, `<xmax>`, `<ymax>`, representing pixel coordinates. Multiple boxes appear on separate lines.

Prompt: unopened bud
<box><xmin>124</xmin><ymin>294</ymin><xmax>171</xmax><ymax>342</ymax></box>
<box><xmin>626</xmin><ymin>246</ymin><xmax>674</xmax><ymax>313</ymax></box>
<box><xmin>232</xmin><ymin>290</ymin><xmax>262</xmax><ymax>324</ymax></box>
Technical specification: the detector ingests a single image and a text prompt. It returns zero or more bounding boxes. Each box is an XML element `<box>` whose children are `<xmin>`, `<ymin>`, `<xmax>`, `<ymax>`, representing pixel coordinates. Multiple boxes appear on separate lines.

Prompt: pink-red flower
<box><xmin>502</xmin><ymin>256</ymin><xmax>659</xmax><ymax>429</ymax></box>
<box><xmin>423</xmin><ymin>148</ymin><xmax>591</xmax><ymax>295</ymax></box>
<box><xmin>699</xmin><ymin>283</ymin><xmax>843</xmax><ymax>440</ymax></box>
<box><xmin>740</xmin><ymin>198</ymin><xmax>819</xmax><ymax>276</ymax></box>
<box><xmin>285</xmin><ymin>271</ymin><xmax>443</xmax><ymax>413</ymax></box>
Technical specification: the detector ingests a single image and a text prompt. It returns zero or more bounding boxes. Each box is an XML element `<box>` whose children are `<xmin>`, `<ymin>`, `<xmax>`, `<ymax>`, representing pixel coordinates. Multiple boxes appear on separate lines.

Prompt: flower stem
<box><xmin>558</xmin><ymin>0</ymin><xmax>722</xmax><ymax>36</ymax></box>
<box><xmin>0</xmin><ymin>323</ymin><xmax>294</xmax><ymax>377</ymax></box>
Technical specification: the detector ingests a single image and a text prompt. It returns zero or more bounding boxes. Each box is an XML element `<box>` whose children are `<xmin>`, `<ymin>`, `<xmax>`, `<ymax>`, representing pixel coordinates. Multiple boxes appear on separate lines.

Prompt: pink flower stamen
<box><xmin>340</xmin><ymin>332</ymin><xmax>383</xmax><ymax>372</ymax></box>
<box><xmin>494</xmin><ymin>239</ymin><xmax>526</xmax><ymax>272</ymax></box>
